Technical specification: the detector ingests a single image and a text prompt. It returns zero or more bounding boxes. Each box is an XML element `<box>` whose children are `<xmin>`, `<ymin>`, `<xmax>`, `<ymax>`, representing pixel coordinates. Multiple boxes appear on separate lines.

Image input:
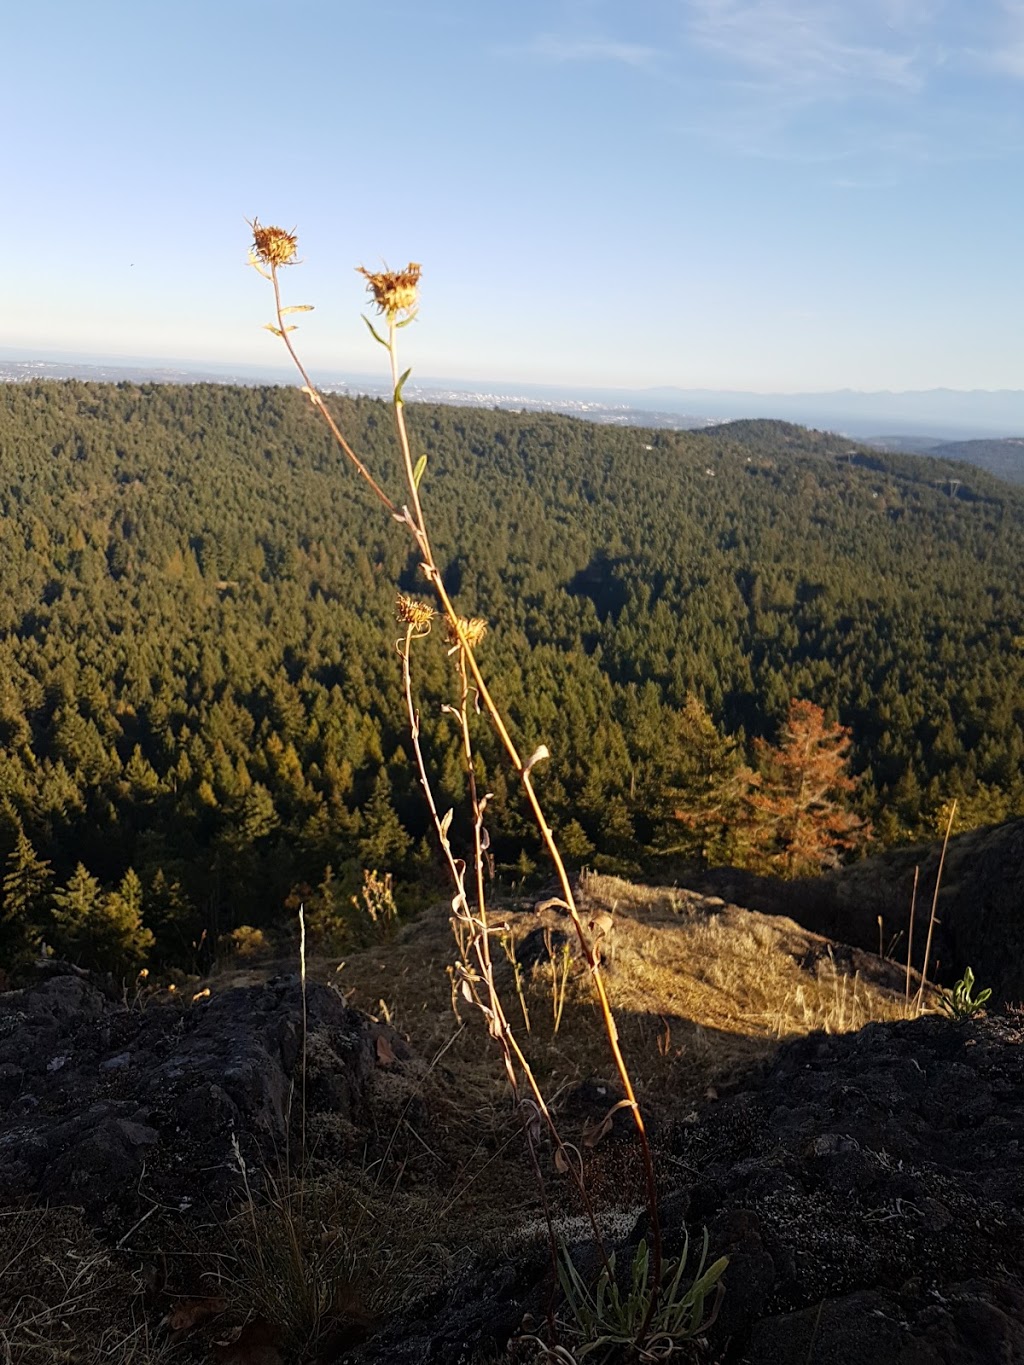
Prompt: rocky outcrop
<box><xmin>339</xmin><ymin>1012</ymin><xmax>1024</xmax><ymax>1364</ymax></box>
<box><xmin>0</xmin><ymin>970</ymin><xmax>394</xmax><ymax>1222</ymax></box>
<box><xmin>2</xmin><ymin>963</ymin><xmax>1021</xmax><ymax>1363</ymax></box>
<box><xmin>675</xmin><ymin>1012</ymin><xmax>1024</xmax><ymax>1362</ymax></box>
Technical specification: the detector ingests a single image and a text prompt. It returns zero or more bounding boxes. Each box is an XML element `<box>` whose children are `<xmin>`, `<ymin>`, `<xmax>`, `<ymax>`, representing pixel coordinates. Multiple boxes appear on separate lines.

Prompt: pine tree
<box><xmin>237</xmin><ymin>783</ymin><xmax>279</xmax><ymax>845</ymax></box>
<box><xmin>145</xmin><ymin>868</ymin><xmax>198</xmax><ymax>960</ymax></box>
<box><xmin>51</xmin><ymin>862</ymin><xmax>104</xmax><ymax>962</ymax></box>
<box><xmin>304</xmin><ymin>864</ymin><xmax>349</xmax><ymax>952</ymax></box>
<box><xmin>357</xmin><ymin>770</ymin><xmax>411</xmax><ymax>870</ymax></box>
<box><xmin>52</xmin><ymin>865</ymin><xmax>153</xmax><ymax>974</ymax></box>
<box><xmin>652</xmin><ymin>695</ymin><xmax>746</xmax><ymax>867</ymax></box>
<box><xmin>559</xmin><ymin>818</ymin><xmax>595</xmax><ymax>866</ymax></box>
<box><xmin>97</xmin><ymin>868</ymin><xmax>153</xmax><ymax>974</ymax></box>
<box><xmin>2</xmin><ymin>829</ymin><xmax>53</xmax><ymax>961</ymax></box>
<box><xmin>124</xmin><ymin>744</ymin><xmax>161</xmax><ymax>796</ymax></box>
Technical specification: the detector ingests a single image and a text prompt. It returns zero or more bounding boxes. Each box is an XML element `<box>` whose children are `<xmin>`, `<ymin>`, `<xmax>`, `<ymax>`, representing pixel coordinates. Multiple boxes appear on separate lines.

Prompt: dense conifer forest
<box><xmin>0</xmin><ymin>380</ymin><xmax>1022</xmax><ymax>972</ymax></box>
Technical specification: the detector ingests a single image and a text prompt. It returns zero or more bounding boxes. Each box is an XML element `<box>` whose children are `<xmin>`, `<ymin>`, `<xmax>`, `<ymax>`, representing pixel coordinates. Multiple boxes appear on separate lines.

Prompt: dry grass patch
<box><xmin>308</xmin><ymin>875</ymin><xmax>913</xmax><ymax>1233</ymax></box>
<box><xmin>580</xmin><ymin>873</ymin><xmax>910</xmax><ymax>1041</ymax></box>
<box><xmin>0</xmin><ymin>1207</ymin><xmax>172</xmax><ymax>1364</ymax></box>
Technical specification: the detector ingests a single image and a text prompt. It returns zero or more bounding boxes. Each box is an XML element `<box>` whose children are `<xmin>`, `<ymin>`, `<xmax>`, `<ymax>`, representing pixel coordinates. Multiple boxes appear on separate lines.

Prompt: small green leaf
<box><xmin>394</xmin><ymin>367</ymin><xmax>413</xmax><ymax>405</ymax></box>
<box><xmin>361</xmin><ymin>315</ymin><xmax>389</xmax><ymax>348</ymax></box>
<box><xmin>413</xmin><ymin>454</ymin><xmax>427</xmax><ymax>489</ymax></box>
<box><xmin>279</xmin><ymin>304</ymin><xmax>314</xmax><ymax>314</ymax></box>
<box><xmin>395</xmin><ymin>310</ymin><xmax>418</xmax><ymax>328</ymax></box>
<box><xmin>262</xmin><ymin>323</ymin><xmax>284</xmax><ymax>337</ymax></box>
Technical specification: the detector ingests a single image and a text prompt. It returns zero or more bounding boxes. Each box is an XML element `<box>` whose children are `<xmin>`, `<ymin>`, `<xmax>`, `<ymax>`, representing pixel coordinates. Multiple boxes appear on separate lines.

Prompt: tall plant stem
<box><xmin>916</xmin><ymin>802</ymin><xmax>956</xmax><ymax>1016</ymax></box>
<box><xmin>398</xmin><ymin>624</ymin><xmax>609</xmax><ymax>1258</ymax></box>
<box><xmin>387</xmin><ymin>331</ymin><xmax>661</xmax><ymax>1301</ymax></box>
<box><xmin>904</xmin><ymin>864</ymin><xmax>919</xmax><ymax>1006</ymax></box>
<box><xmin>264</xmin><ymin>273</ymin><xmax>661</xmax><ymax>1331</ymax></box>
<box><xmin>453</xmin><ymin>647</ymin><xmax>493</xmax><ymax>1005</ymax></box>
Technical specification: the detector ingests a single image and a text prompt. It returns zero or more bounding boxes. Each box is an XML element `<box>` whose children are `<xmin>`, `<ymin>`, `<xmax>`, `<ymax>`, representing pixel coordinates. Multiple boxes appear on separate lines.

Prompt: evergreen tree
<box><xmin>96</xmin><ymin>868</ymin><xmax>153</xmax><ymax>974</ymax></box>
<box><xmin>304</xmin><ymin>863</ymin><xmax>349</xmax><ymax>952</ymax></box>
<box><xmin>234</xmin><ymin>783</ymin><xmax>279</xmax><ymax>846</ymax></box>
<box><xmin>558</xmin><ymin>818</ymin><xmax>595</xmax><ymax>867</ymax></box>
<box><xmin>145</xmin><ymin>868</ymin><xmax>198</xmax><ymax>961</ymax></box>
<box><xmin>52</xmin><ymin>865</ymin><xmax>153</xmax><ymax>974</ymax></box>
<box><xmin>357</xmin><ymin>771</ymin><xmax>411</xmax><ymax>870</ymax></box>
<box><xmin>652</xmin><ymin>695</ymin><xmax>746</xmax><ymax>867</ymax></box>
<box><xmin>51</xmin><ymin>862</ymin><xmax>104</xmax><ymax>962</ymax></box>
<box><xmin>1</xmin><ymin>829</ymin><xmax>53</xmax><ymax>961</ymax></box>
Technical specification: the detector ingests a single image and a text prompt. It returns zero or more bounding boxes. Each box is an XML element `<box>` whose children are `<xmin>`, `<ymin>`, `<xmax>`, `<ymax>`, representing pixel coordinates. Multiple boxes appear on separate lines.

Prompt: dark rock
<box><xmin>0</xmin><ymin>974</ymin><xmax>391</xmax><ymax>1221</ymax></box>
<box><xmin>708</xmin><ymin>1210</ymin><xmax>777</xmax><ymax>1337</ymax></box>
<box><xmin>746</xmin><ymin>1278</ymin><xmax>1024</xmax><ymax>1365</ymax></box>
<box><xmin>668</xmin><ymin>1013</ymin><xmax>1024</xmax><ymax>1362</ymax></box>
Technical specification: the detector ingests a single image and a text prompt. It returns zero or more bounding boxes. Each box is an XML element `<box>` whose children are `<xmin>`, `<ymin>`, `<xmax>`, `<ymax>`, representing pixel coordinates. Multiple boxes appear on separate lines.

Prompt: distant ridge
<box><xmin>925</xmin><ymin>436</ymin><xmax>1024</xmax><ymax>484</ymax></box>
<box><xmin>2</xmin><ymin>349</ymin><xmax>1022</xmax><ymax>444</ymax></box>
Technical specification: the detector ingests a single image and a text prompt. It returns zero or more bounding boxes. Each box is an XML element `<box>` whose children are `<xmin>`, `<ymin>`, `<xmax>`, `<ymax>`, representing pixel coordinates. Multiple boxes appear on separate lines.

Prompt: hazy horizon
<box><xmin>4</xmin><ymin>344</ymin><xmax>1024</xmax><ymax>403</ymax></box>
<box><xmin>5</xmin><ymin>345</ymin><xmax>1024</xmax><ymax>442</ymax></box>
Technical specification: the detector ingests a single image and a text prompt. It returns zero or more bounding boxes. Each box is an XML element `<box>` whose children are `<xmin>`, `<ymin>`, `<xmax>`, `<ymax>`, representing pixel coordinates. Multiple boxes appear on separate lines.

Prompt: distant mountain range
<box><xmin>1</xmin><ymin>349</ymin><xmax>1022</xmax><ymax>470</ymax></box>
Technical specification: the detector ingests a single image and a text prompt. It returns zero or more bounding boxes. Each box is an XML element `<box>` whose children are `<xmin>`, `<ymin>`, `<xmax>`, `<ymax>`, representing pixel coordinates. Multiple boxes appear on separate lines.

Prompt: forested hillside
<box><xmin>925</xmin><ymin>436</ymin><xmax>1024</xmax><ymax>485</ymax></box>
<box><xmin>1</xmin><ymin>381</ymin><xmax>1022</xmax><ymax>970</ymax></box>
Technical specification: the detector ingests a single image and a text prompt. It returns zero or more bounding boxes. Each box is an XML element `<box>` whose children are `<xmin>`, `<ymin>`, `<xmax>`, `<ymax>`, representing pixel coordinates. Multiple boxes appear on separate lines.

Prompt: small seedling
<box><xmin>937</xmin><ymin>966</ymin><xmax>991</xmax><ymax>1021</ymax></box>
<box><xmin>556</xmin><ymin>1230</ymin><xmax>727</xmax><ymax>1360</ymax></box>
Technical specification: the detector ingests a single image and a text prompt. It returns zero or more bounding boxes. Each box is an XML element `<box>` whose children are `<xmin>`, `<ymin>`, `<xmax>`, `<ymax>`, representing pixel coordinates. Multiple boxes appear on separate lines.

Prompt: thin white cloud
<box><xmin>673</xmin><ymin>0</ymin><xmax>1024</xmax><ymax>167</ymax></box>
<box><xmin>527</xmin><ymin>33</ymin><xmax>657</xmax><ymax>66</ymax></box>
<box><xmin>987</xmin><ymin>0</ymin><xmax>1024</xmax><ymax>75</ymax></box>
<box><xmin>686</xmin><ymin>0</ymin><xmax>931</xmax><ymax>93</ymax></box>
<box><xmin>682</xmin><ymin>91</ymin><xmax>1024</xmax><ymax>168</ymax></box>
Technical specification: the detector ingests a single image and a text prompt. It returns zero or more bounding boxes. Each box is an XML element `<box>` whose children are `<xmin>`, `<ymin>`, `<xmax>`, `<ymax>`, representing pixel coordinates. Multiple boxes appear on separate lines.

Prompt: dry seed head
<box><xmin>358</xmin><ymin>262</ymin><xmax>421</xmax><ymax>318</ymax></box>
<box><xmin>396</xmin><ymin>594</ymin><xmax>435</xmax><ymax>628</ymax></box>
<box><xmin>249</xmin><ymin>219</ymin><xmax>299</xmax><ymax>269</ymax></box>
<box><xmin>446</xmin><ymin>615</ymin><xmax>488</xmax><ymax>649</ymax></box>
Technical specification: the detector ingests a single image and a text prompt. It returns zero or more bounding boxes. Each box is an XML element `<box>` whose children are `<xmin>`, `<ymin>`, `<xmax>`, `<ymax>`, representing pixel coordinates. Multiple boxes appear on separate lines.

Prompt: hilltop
<box><xmin>865</xmin><ymin>434</ymin><xmax>1024</xmax><ymax>484</ymax></box>
<box><xmin>923</xmin><ymin>437</ymin><xmax>1024</xmax><ymax>484</ymax></box>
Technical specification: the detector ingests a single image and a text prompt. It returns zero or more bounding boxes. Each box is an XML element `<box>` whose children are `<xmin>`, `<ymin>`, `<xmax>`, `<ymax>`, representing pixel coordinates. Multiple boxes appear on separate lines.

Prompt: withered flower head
<box><xmin>396</xmin><ymin>594</ymin><xmax>435</xmax><ymax>628</ymax></box>
<box><xmin>446</xmin><ymin>615</ymin><xmax>488</xmax><ymax>649</ymax></box>
<box><xmin>249</xmin><ymin>219</ymin><xmax>299</xmax><ymax>269</ymax></box>
<box><xmin>358</xmin><ymin>262</ymin><xmax>421</xmax><ymax>319</ymax></box>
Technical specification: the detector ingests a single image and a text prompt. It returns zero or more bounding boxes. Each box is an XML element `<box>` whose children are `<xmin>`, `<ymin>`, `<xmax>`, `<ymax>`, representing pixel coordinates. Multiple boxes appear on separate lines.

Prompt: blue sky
<box><xmin>2</xmin><ymin>0</ymin><xmax>1022</xmax><ymax>391</ymax></box>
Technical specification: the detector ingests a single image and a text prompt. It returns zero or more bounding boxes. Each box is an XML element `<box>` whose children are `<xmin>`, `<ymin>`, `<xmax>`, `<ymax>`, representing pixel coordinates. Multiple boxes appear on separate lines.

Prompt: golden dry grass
<box><xmin>328</xmin><ymin>874</ymin><xmax>912</xmax><ymax>1117</ymax></box>
<box><xmin>286</xmin><ymin>874</ymin><xmax>917</xmax><ymax>1241</ymax></box>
